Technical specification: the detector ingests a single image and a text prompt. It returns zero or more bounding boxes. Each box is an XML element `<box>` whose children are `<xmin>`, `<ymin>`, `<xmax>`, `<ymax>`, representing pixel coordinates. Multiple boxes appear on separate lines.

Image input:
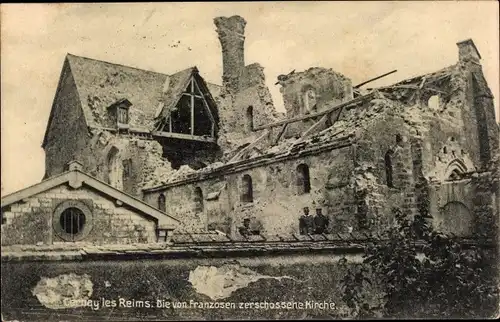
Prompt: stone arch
<box><xmin>158</xmin><ymin>194</ymin><xmax>166</xmax><ymax>212</ymax></box>
<box><xmin>106</xmin><ymin>146</ymin><xmax>123</xmax><ymax>190</ymax></box>
<box><xmin>444</xmin><ymin>159</ymin><xmax>468</xmax><ymax>181</ymax></box>
<box><xmin>435</xmin><ymin>201</ymin><xmax>473</xmax><ymax>237</ymax></box>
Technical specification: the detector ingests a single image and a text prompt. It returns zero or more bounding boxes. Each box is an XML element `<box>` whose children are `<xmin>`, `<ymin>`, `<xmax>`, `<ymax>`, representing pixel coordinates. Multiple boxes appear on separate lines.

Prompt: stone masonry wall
<box><xmin>278</xmin><ymin>68</ymin><xmax>353</xmax><ymax>139</ymax></box>
<box><xmin>76</xmin><ymin>130</ymin><xmax>177</xmax><ymax>197</ymax></box>
<box><xmin>1</xmin><ymin>184</ymin><xmax>157</xmax><ymax>246</ymax></box>
<box><xmin>214</xmin><ymin>15</ymin><xmax>283</xmax><ymax>155</ymax></box>
<box><xmin>354</xmin><ymin>110</ymin><xmax>416</xmax><ymax>234</ymax></box>
<box><xmin>143</xmin><ymin>146</ymin><xmax>357</xmax><ymax>238</ymax></box>
<box><xmin>1</xmin><ymin>253</ymin><xmax>383</xmax><ymax>321</ymax></box>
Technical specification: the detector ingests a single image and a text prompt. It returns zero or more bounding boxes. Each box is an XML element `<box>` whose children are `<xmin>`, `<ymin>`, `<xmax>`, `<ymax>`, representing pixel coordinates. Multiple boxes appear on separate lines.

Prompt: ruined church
<box><xmin>1</xmin><ymin>15</ymin><xmax>498</xmax><ymax>246</ymax></box>
<box><xmin>1</xmin><ymin>14</ymin><xmax>499</xmax><ymax>321</ymax></box>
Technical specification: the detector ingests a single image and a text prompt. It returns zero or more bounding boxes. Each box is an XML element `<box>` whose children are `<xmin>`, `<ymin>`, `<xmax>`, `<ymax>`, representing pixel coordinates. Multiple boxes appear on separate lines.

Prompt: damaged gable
<box><xmin>155</xmin><ymin>67</ymin><xmax>220</xmax><ymax>137</ymax></box>
<box><xmin>56</xmin><ymin>54</ymin><xmax>221</xmax><ymax>133</ymax></box>
<box><xmin>372</xmin><ymin>65</ymin><xmax>457</xmax><ymax>105</ymax></box>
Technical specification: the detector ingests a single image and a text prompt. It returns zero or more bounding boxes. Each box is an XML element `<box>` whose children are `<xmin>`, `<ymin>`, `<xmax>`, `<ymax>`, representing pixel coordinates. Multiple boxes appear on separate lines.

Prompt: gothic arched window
<box><xmin>107</xmin><ymin>146</ymin><xmax>123</xmax><ymax>190</ymax></box>
<box><xmin>241</xmin><ymin>174</ymin><xmax>253</xmax><ymax>203</ymax></box>
<box><xmin>296</xmin><ymin>164</ymin><xmax>311</xmax><ymax>195</ymax></box>
<box><xmin>194</xmin><ymin>187</ymin><xmax>204</xmax><ymax>212</ymax></box>
<box><xmin>158</xmin><ymin>194</ymin><xmax>166</xmax><ymax>212</ymax></box>
<box><xmin>246</xmin><ymin>106</ymin><xmax>254</xmax><ymax>132</ymax></box>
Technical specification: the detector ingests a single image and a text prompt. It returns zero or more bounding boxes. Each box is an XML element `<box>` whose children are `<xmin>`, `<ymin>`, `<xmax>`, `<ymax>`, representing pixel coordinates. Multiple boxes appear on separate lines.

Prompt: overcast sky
<box><xmin>1</xmin><ymin>2</ymin><xmax>499</xmax><ymax>196</ymax></box>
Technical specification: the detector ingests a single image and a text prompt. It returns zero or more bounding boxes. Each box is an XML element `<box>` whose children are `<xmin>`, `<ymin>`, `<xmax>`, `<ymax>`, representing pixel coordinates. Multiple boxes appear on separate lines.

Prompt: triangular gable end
<box><xmin>156</xmin><ymin>68</ymin><xmax>219</xmax><ymax>138</ymax></box>
<box><xmin>42</xmin><ymin>58</ymin><xmax>69</xmax><ymax>149</ymax></box>
<box><xmin>1</xmin><ymin>168</ymin><xmax>179</xmax><ymax>229</ymax></box>
<box><xmin>42</xmin><ymin>55</ymin><xmax>100</xmax><ymax>149</ymax></box>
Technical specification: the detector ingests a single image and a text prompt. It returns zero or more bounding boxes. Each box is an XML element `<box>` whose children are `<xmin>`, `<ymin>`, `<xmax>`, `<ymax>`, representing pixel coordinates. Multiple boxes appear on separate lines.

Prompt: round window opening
<box><xmin>60</xmin><ymin>207</ymin><xmax>86</xmax><ymax>234</ymax></box>
<box><xmin>53</xmin><ymin>200</ymin><xmax>93</xmax><ymax>241</ymax></box>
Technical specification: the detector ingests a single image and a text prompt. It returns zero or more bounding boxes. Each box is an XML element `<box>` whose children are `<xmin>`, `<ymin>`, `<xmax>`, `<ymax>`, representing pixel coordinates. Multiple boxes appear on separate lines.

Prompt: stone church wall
<box><xmin>143</xmin><ymin>145</ymin><xmax>358</xmax><ymax>237</ymax></box>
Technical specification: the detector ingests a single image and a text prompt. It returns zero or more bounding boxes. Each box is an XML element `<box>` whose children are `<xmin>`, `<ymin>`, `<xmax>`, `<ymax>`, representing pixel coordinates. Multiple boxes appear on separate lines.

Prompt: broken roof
<box><xmin>43</xmin><ymin>54</ymin><xmax>222</xmax><ymax>146</ymax></box>
<box><xmin>154</xmin><ymin>66</ymin><xmax>220</xmax><ymax>130</ymax></box>
<box><xmin>142</xmin><ymin>88</ymin><xmax>406</xmax><ymax>192</ymax></box>
<box><xmin>143</xmin><ymin>94</ymin><xmax>383</xmax><ymax>191</ymax></box>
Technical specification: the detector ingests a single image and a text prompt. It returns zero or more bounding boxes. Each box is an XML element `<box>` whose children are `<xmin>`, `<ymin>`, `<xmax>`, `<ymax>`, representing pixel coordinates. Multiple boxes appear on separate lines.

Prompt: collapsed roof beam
<box><xmin>377</xmin><ymin>84</ymin><xmax>449</xmax><ymax>95</ymax></box>
<box><xmin>229</xmin><ymin>129</ymin><xmax>270</xmax><ymax>162</ymax></box>
<box><xmin>253</xmin><ymin>92</ymin><xmax>376</xmax><ymax>131</ymax></box>
<box><xmin>151</xmin><ymin>131</ymin><xmax>217</xmax><ymax>143</ymax></box>
<box><xmin>353</xmin><ymin>69</ymin><xmax>397</xmax><ymax>88</ymax></box>
<box><xmin>294</xmin><ymin>101</ymin><xmax>344</xmax><ymax>146</ymax></box>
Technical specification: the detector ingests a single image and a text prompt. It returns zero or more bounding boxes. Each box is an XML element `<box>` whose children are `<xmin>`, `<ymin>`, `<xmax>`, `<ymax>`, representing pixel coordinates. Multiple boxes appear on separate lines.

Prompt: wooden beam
<box><xmin>409</xmin><ymin>76</ymin><xmax>427</xmax><ymax>102</ymax></box>
<box><xmin>301</xmin><ymin>114</ymin><xmax>328</xmax><ymax>139</ymax></box>
<box><xmin>252</xmin><ymin>147</ymin><xmax>264</xmax><ymax>155</ymax></box>
<box><xmin>294</xmin><ymin>102</ymin><xmax>346</xmax><ymax>146</ymax></box>
<box><xmin>229</xmin><ymin>129</ymin><xmax>270</xmax><ymax>162</ymax></box>
<box><xmin>193</xmin><ymin>78</ymin><xmax>216</xmax><ymax>124</ymax></box>
<box><xmin>354</xmin><ymin>69</ymin><xmax>398</xmax><ymax>88</ymax></box>
<box><xmin>378</xmin><ymin>84</ymin><xmax>419</xmax><ymax>90</ymax></box>
<box><xmin>418</xmin><ymin>77</ymin><xmax>427</xmax><ymax>89</ymax></box>
<box><xmin>253</xmin><ymin>92</ymin><xmax>375</xmax><ymax>131</ymax></box>
<box><xmin>190</xmin><ymin>78</ymin><xmax>195</xmax><ymax>135</ymax></box>
<box><xmin>182</xmin><ymin>93</ymin><xmax>203</xmax><ymax>99</ymax></box>
<box><xmin>273</xmin><ymin>123</ymin><xmax>288</xmax><ymax>145</ymax></box>
<box><xmin>423</xmin><ymin>87</ymin><xmax>449</xmax><ymax>95</ymax></box>
<box><xmin>379</xmin><ymin>84</ymin><xmax>448</xmax><ymax>95</ymax></box>
<box><xmin>152</xmin><ymin>131</ymin><xmax>216</xmax><ymax>143</ymax></box>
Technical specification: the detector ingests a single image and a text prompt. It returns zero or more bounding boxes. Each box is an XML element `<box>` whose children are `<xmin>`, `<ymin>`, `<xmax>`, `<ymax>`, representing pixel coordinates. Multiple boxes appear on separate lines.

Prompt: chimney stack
<box><xmin>214</xmin><ymin>15</ymin><xmax>247</xmax><ymax>91</ymax></box>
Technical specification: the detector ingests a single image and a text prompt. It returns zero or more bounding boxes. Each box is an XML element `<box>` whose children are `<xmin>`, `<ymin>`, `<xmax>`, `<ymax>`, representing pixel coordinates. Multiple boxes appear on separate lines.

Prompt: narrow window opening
<box><xmin>122</xmin><ymin>159</ymin><xmax>132</xmax><ymax>182</ymax></box>
<box><xmin>385</xmin><ymin>151</ymin><xmax>394</xmax><ymax>188</ymax></box>
<box><xmin>107</xmin><ymin>146</ymin><xmax>123</xmax><ymax>190</ymax></box>
<box><xmin>241</xmin><ymin>174</ymin><xmax>254</xmax><ymax>203</ymax></box>
<box><xmin>158</xmin><ymin>194</ymin><xmax>166</xmax><ymax>212</ymax></box>
<box><xmin>194</xmin><ymin>187</ymin><xmax>204</xmax><ymax>212</ymax></box>
<box><xmin>246</xmin><ymin>106</ymin><xmax>254</xmax><ymax>131</ymax></box>
<box><xmin>296</xmin><ymin>164</ymin><xmax>311</xmax><ymax>195</ymax></box>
